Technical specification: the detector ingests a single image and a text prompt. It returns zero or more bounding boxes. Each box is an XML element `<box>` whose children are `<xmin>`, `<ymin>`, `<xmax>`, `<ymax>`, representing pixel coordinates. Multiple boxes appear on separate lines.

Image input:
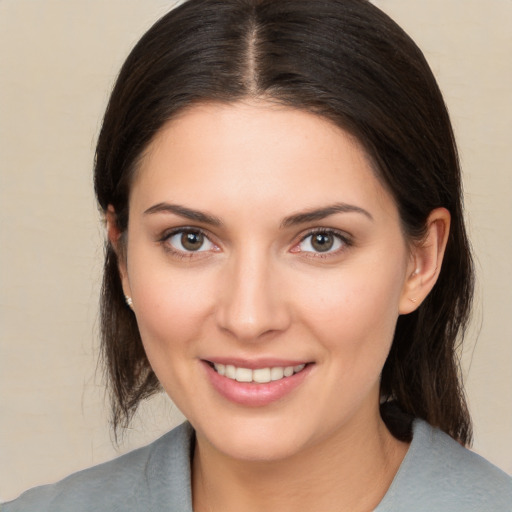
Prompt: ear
<box><xmin>399</xmin><ymin>207</ymin><xmax>450</xmax><ymax>315</ymax></box>
<box><xmin>106</xmin><ymin>205</ymin><xmax>132</xmax><ymax>300</ymax></box>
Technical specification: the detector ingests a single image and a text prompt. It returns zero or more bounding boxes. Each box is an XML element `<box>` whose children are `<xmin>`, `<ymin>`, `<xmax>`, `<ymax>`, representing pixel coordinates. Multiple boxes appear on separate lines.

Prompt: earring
<box><xmin>125</xmin><ymin>295</ymin><xmax>133</xmax><ymax>309</ymax></box>
<box><xmin>409</xmin><ymin>297</ymin><xmax>417</xmax><ymax>303</ymax></box>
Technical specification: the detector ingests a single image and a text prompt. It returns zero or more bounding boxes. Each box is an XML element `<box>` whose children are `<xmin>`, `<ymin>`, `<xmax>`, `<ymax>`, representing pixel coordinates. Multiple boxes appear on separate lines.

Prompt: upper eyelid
<box><xmin>297</xmin><ymin>227</ymin><xmax>352</xmax><ymax>242</ymax></box>
<box><xmin>159</xmin><ymin>226</ymin><xmax>211</xmax><ymax>241</ymax></box>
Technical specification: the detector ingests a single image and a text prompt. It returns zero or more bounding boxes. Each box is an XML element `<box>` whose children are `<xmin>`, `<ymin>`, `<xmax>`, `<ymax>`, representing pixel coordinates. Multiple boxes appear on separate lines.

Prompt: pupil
<box><xmin>312</xmin><ymin>233</ymin><xmax>333</xmax><ymax>252</ymax></box>
<box><xmin>181</xmin><ymin>231</ymin><xmax>203</xmax><ymax>251</ymax></box>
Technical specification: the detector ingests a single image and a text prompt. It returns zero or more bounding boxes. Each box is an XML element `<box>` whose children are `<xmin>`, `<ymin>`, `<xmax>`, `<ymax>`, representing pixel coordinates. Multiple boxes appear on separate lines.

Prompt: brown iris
<box><xmin>311</xmin><ymin>232</ymin><xmax>334</xmax><ymax>252</ymax></box>
<box><xmin>181</xmin><ymin>231</ymin><xmax>204</xmax><ymax>251</ymax></box>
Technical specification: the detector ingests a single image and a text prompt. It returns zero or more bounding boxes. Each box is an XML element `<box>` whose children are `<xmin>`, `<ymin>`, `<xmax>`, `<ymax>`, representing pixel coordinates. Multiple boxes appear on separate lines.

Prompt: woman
<box><xmin>4</xmin><ymin>0</ymin><xmax>511</xmax><ymax>510</ymax></box>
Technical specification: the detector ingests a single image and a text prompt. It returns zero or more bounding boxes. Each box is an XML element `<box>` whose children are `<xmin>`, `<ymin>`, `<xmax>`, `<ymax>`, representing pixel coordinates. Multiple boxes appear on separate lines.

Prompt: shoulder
<box><xmin>378</xmin><ymin>419</ymin><xmax>512</xmax><ymax>512</ymax></box>
<box><xmin>1</xmin><ymin>422</ymin><xmax>194</xmax><ymax>512</ymax></box>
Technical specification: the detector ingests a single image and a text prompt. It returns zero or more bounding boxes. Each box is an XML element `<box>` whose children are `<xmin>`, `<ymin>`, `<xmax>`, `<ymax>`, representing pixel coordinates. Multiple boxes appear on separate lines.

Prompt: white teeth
<box><xmin>283</xmin><ymin>366</ymin><xmax>294</xmax><ymax>377</ymax></box>
<box><xmin>270</xmin><ymin>367</ymin><xmax>284</xmax><ymax>381</ymax></box>
<box><xmin>225</xmin><ymin>365</ymin><xmax>236</xmax><ymax>379</ymax></box>
<box><xmin>235</xmin><ymin>367</ymin><xmax>252</xmax><ymax>382</ymax></box>
<box><xmin>212</xmin><ymin>363</ymin><xmax>306</xmax><ymax>383</ymax></box>
<box><xmin>253</xmin><ymin>368</ymin><xmax>271</xmax><ymax>383</ymax></box>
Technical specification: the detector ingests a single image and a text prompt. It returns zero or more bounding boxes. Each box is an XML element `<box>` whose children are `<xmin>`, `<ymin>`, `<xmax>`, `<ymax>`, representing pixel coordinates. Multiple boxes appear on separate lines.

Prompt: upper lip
<box><xmin>203</xmin><ymin>357</ymin><xmax>312</xmax><ymax>369</ymax></box>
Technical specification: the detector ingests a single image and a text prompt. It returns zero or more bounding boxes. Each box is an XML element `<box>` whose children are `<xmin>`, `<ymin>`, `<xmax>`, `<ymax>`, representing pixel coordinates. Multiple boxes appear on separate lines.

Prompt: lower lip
<box><xmin>202</xmin><ymin>361</ymin><xmax>312</xmax><ymax>407</ymax></box>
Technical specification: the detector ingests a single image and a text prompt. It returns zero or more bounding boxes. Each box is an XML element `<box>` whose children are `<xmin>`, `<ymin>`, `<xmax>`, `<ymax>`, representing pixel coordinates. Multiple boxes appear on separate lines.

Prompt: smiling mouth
<box><xmin>208</xmin><ymin>362</ymin><xmax>307</xmax><ymax>384</ymax></box>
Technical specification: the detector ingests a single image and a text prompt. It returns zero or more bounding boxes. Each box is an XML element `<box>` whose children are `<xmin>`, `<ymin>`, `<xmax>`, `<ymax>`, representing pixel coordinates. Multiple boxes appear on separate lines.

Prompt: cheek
<box><xmin>294</xmin><ymin>263</ymin><xmax>405</xmax><ymax>361</ymax></box>
<box><xmin>127</xmin><ymin>255</ymin><xmax>216</xmax><ymax>357</ymax></box>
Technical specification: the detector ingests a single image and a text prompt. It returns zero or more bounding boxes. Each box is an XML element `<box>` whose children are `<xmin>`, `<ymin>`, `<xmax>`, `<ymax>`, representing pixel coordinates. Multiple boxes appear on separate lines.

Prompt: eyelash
<box><xmin>158</xmin><ymin>227</ymin><xmax>353</xmax><ymax>259</ymax></box>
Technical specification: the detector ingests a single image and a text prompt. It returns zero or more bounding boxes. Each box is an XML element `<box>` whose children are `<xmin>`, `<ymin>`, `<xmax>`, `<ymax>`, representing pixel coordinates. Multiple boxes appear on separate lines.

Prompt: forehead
<box><xmin>130</xmin><ymin>101</ymin><xmax>397</xmax><ymax>222</ymax></box>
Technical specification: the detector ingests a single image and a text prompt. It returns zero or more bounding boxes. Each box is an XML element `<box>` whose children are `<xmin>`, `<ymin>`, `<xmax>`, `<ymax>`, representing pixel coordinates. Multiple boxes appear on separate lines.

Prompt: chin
<box><xmin>213</xmin><ymin>432</ymin><xmax>306</xmax><ymax>463</ymax></box>
<box><xmin>192</xmin><ymin>412</ymin><xmax>328</xmax><ymax>463</ymax></box>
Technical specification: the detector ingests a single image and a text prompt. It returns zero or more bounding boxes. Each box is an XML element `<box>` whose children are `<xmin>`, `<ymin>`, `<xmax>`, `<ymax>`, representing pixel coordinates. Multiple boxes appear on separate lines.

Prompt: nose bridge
<box><xmin>216</xmin><ymin>243</ymin><xmax>288</xmax><ymax>341</ymax></box>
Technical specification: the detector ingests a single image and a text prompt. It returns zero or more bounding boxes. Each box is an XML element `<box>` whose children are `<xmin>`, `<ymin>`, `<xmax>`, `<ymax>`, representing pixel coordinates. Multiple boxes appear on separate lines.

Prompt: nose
<box><xmin>215</xmin><ymin>247</ymin><xmax>291</xmax><ymax>342</ymax></box>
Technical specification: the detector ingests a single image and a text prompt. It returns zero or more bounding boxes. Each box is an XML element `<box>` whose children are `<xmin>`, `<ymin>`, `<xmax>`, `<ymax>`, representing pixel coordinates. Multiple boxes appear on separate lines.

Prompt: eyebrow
<box><xmin>280</xmin><ymin>203</ymin><xmax>373</xmax><ymax>228</ymax></box>
<box><xmin>144</xmin><ymin>203</ymin><xmax>223</xmax><ymax>226</ymax></box>
<box><xmin>143</xmin><ymin>201</ymin><xmax>372</xmax><ymax>229</ymax></box>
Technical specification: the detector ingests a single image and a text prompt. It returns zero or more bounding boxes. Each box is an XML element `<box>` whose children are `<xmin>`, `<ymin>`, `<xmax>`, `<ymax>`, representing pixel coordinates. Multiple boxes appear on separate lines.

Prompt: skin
<box><xmin>108</xmin><ymin>101</ymin><xmax>450</xmax><ymax>512</ymax></box>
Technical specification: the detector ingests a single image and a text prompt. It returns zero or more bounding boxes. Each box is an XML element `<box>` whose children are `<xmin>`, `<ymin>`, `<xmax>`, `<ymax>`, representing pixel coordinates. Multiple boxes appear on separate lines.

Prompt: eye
<box><xmin>165</xmin><ymin>229</ymin><xmax>216</xmax><ymax>253</ymax></box>
<box><xmin>295</xmin><ymin>230</ymin><xmax>348</xmax><ymax>254</ymax></box>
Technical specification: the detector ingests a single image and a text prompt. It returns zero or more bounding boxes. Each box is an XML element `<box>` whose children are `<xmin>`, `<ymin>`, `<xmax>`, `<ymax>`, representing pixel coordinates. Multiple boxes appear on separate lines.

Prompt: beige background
<box><xmin>0</xmin><ymin>0</ymin><xmax>511</xmax><ymax>502</ymax></box>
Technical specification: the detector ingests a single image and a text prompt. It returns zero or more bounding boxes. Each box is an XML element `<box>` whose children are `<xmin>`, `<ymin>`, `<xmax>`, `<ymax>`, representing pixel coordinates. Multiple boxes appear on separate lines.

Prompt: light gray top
<box><xmin>3</xmin><ymin>420</ymin><xmax>511</xmax><ymax>511</ymax></box>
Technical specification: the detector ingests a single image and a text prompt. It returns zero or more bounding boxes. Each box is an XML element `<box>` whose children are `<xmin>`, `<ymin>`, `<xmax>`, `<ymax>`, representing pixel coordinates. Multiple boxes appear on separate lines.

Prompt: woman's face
<box><xmin>119</xmin><ymin>101</ymin><xmax>416</xmax><ymax>461</ymax></box>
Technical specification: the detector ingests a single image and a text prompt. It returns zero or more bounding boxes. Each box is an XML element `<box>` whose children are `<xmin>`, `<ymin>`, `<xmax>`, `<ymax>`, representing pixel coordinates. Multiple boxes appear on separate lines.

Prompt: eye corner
<box><xmin>289</xmin><ymin>243</ymin><xmax>301</xmax><ymax>254</ymax></box>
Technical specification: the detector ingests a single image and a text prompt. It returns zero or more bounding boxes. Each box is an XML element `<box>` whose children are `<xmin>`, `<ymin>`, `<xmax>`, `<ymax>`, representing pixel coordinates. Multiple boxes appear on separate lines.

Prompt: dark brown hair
<box><xmin>94</xmin><ymin>0</ymin><xmax>473</xmax><ymax>443</ymax></box>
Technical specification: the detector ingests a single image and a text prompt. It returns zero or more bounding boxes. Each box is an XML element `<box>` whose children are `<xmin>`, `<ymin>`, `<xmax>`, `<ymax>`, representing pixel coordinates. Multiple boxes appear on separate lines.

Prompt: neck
<box><xmin>192</xmin><ymin>410</ymin><xmax>409</xmax><ymax>512</ymax></box>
